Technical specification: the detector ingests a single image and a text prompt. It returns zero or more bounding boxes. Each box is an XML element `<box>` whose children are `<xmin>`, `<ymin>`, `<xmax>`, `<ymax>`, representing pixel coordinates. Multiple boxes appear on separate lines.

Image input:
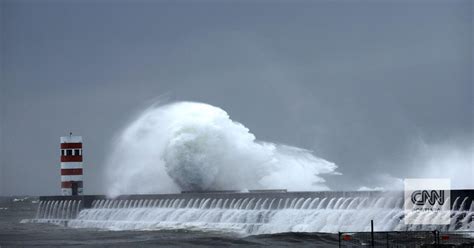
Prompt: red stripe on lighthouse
<box><xmin>61</xmin><ymin>155</ymin><xmax>83</xmax><ymax>162</ymax></box>
<box><xmin>61</xmin><ymin>181</ymin><xmax>84</xmax><ymax>188</ymax></box>
<box><xmin>60</xmin><ymin>143</ymin><xmax>83</xmax><ymax>149</ymax></box>
<box><xmin>61</xmin><ymin>168</ymin><xmax>83</xmax><ymax>175</ymax></box>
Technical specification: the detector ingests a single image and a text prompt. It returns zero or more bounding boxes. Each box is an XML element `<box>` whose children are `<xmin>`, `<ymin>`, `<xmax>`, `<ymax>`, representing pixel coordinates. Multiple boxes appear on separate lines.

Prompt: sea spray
<box><xmin>105</xmin><ymin>102</ymin><xmax>338</xmax><ymax>196</ymax></box>
<box><xmin>63</xmin><ymin>195</ymin><xmax>472</xmax><ymax>234</ymax></box>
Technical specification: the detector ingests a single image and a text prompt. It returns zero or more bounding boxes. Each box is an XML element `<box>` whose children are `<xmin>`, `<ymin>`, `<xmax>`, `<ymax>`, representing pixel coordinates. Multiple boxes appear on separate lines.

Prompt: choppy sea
<box><xmin>0</xmin><ymin>197</ymin><xmax>338</xmax><ymax>247</ymax></box>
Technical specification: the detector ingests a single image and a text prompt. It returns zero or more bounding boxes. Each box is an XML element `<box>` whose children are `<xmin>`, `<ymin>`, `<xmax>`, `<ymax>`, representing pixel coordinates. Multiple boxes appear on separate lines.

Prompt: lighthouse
<box><xmin>60</xmin><ymin>133</ymin><xmax>83</xmax><ymax>196</ymax></box>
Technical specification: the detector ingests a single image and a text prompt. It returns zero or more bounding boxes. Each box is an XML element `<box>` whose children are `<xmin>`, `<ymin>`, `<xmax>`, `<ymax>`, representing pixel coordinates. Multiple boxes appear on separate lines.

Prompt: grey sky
<box><xmin>1</xmin><ymin>0</ymin><xmax>472</xmax><ymax>195</ymax></box>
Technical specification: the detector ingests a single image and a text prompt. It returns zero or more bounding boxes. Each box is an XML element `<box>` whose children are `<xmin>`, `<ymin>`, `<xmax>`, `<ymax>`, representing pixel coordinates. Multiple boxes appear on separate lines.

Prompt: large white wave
<box><xmin>105</xmin><ymin>102</ymin><xmax>338</xmax><ymax>196</ymax></box>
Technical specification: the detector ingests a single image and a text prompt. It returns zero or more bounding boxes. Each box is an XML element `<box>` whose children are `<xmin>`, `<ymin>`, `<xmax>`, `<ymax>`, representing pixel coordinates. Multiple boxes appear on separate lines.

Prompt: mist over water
<box><xmin>105</xmin><ymin>102</ymin><xmax>338</xmax><ymax>196</ymax></box>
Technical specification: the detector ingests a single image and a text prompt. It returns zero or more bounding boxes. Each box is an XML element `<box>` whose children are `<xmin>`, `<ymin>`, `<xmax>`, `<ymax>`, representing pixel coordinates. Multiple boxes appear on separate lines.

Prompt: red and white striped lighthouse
<box><xmin>60</xmin><ymin>133</ymin><xmax>83</xmax><ymax>196</ymax></box>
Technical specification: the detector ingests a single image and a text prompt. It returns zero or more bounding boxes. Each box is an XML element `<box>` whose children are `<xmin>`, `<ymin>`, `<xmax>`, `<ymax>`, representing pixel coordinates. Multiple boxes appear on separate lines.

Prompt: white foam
<box><xmin>62</xmin><ymin>196</ymin><xmax>473</xmax><ymax>234</ymax></box>
<box><xmin>105</xmin><ymin>102</ymin><xmax>338</xmax><ymax>196</ymax></box>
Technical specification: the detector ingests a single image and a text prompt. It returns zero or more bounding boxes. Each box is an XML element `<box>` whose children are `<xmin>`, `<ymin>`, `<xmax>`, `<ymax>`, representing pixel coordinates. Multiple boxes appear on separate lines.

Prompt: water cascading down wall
<box><xmin>35</xmin><ymin>190</ymin><xmax>473</xmax><ymax>234</ymax></box>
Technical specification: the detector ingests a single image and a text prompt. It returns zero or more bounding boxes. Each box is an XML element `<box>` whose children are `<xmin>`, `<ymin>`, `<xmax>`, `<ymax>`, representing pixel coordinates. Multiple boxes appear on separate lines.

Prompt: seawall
<box><xmin>39</xmin><ymin>189</ymin><xmax>473</xmax><ymax>210</ymax></box>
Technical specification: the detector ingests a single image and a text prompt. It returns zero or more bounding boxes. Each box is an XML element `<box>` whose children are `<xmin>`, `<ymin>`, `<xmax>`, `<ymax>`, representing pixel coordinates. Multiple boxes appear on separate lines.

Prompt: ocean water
<box><xmin>0</xmin><ymin>197</ymin><xmax>339</xmax><ymax>247</ymax></box>
<box><xmin>2</xmin><ymin>195</ymin><xmax>473</xmax><ymax>247</ymax></box>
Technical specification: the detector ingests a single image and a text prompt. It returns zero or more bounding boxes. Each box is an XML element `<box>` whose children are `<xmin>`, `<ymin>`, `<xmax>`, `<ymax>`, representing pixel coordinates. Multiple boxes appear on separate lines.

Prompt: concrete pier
<box><xmin>38</xmin><ymin>189</ymin><xmax>474</xmax><ymax>210</ymax></box>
